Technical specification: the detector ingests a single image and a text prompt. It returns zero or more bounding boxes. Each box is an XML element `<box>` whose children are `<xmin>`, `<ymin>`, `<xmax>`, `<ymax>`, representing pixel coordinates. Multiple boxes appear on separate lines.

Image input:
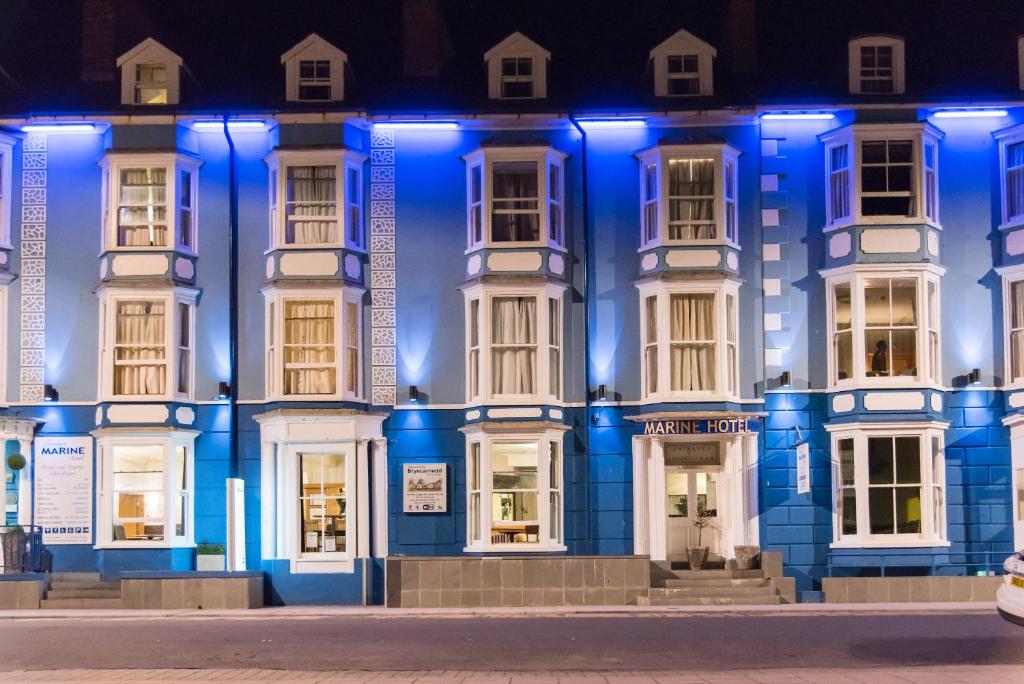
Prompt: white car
<box><xmin>997</xmin><ymin>551</ymin><xmax>1024</xmax><ymax>626</ymax></box>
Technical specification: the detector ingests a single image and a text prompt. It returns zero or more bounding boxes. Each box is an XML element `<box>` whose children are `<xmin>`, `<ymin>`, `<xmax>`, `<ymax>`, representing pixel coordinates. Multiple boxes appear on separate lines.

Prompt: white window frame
<box><xmin>484</xmin><ymin>33</ymin><xmax>550</xmax><ymax>100</ymax></box>
<box><xmin>0</xmin><ymin>133</ymin><xmax>13</xmax><ymax>249</ymax></box>
<box><xmin>650</xmin><ymin>28</ymin><xmax>717</xmax><ymax>97</ymax></box>
<box><xmin>999</xmin><ymin>263</ymin><xmax>1024</xmax><ymax>388</ymax></box>
<box><xmin>93</xmin><ymin>429</ymin><xmax>197</xmax><ymax>549</ymax></box>
<box><xmin>0</xmin><ymin>285</ymin><xmax>7</xmax><ymax>406</ymax></box>
<box><xmin>848</xmin><ymin>35</ymin><xmax>905</xmax><ymax>95</ymax></box>
<box><xmin>282</xmin><ymin>33</ymin><xmax>347</xmax><ymax>103</ymax></box>
<box><xmin>264</xmin><ymin>149</ymin><xmax>366</xmax><ymax>252</ymax></box>
<box><xmin>116</xmin><ymin>38</ymin><xmax>182</xmax><ymax>106</ymax></box>
<box><xmin>462</xmin><ymin>282</ymin><xmax>565</xmax><ymax>405</ymax></box>
<box><xmin>97</xmin><ymin>286</ymin><xmax>198</xmax><ymax>402</ymax></box>
<box><xmin>995</xmin><ymin>124</ymin><xmax>1024</xmax><ymax>231</ymax></box>
<box><xmin>463</xmin><ymin>426</ymin><xmax>568</xmax><ymax>553</ymax></box>
<box><xmin>635</xmin><ymin>143</ymin><xmax>740</xmax><ymax>250</ymax></box>
<box><xmin>636</xmin><ymin>277</ymin><xmax>741</xmax><ymax>403</ymax></box>
<box><xmin>824</xmin><ymin>263</ymin><xmax>944</xmax><ymax>390</ymax></box>
<box><xmin>820</xmin><ymin>123</ymin><xmax>943</xmax><ymax>231</ymax></box>
<box><xmin>499</xmin><ymin>56</ymin><xmax>535</xmax><ymax>99</ymax></box>
<box><xmin>99</xmin><ymin>152</ymin><xmax>201</xmax><ymax>254</ymax></box>
<box><xmin>463</xmin><ymin>146</ymin><xmax>566</xmax><ymax>251</ymax></box>
<box><xmin>263</xmin><ymin>286</ymin><xmax>364</xmax><ymax>402</ymax></box>
<box><xmin>827</xmin><ymin>422</ymin><xmax>948</xmax><ymax>548</ymax></box>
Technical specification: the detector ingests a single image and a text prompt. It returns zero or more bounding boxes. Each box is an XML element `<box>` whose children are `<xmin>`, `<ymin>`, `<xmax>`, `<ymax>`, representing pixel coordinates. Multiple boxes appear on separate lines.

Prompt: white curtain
<box><xmin>670</xmin><ymin>294</ymin><xmax>715</xmax><ymax>391</ymax></box>
<box><xmin>1009</xmin><ymin>143</ymin><xmax>1024</xmax><ymax>220</ymax></box>
<box><xmin>491</xmin><ymin>163</ymin><xmax>539</xmax><ymax>242</ymax></box>
<box><xmin>119</xmin><ymin>168</ymin><xmax>168</xmax><ymax>247</ymax></box>
<box><xmin>1013</xmin><ymin>282</ymin><xmax>1024</xmax><ymax>379</ymax></box>
<box><xmin>284</xmin><ymin>301</ymin><xmax>336</xmax><ymax>395</ymax></box>
<box><xmin>669</xmin><ymin>160</ymin><xmax>715</xmax><ymax>240</ymax></box>
<box><xmin>287</xmin><ymin>166</ymin><xmax>337</xmax><ymax>244</ymax></box>
<box><xmin>491</xmin><ymin>297</ymin><xmax>536</xmax><ymax>394</ymax></box>
<box><xmin>115</xmin><ymin>301</ymin><xmax>166</xmax><ymax>395</ymax></box>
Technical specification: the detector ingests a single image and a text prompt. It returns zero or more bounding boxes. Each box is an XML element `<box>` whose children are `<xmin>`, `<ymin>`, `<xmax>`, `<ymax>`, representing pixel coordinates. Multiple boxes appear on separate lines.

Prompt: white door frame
<box><xmin>1005</xmin><ymin>415</ymin><xmax>1024</xmax><ymax>550</ymax></box>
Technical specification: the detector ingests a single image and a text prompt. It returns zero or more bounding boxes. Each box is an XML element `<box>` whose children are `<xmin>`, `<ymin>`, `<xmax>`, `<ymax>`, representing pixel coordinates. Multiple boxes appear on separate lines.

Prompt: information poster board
<box><xmin>403</xmin><ymin>463</ymin><xmax>447</xmax><ymax>513</ymax></box>
<box><xmin>796</xmin><ymin>442</ymin><xmax>811</xmax><ymax>495</ymax></box>
<box><xmin>34</xmin><ymin>436</ymin><xmax>93</xmax><ymax>544</ymax></box>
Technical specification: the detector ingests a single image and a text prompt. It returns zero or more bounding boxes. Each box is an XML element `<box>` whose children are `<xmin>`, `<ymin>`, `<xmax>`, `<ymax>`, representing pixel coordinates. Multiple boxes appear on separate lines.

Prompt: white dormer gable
<box><xmin>281</xmin><ymin>33</ymin><xmax>347</xmax><ymax>103</ymax></box>
<box><xmin>848</xmin><ymin>35</ymin><xmax>905</xmax><ymax>95</ymax></box>
<box><xmin>116</xmin><ymin>37</ymin><xmax>182</xmax><ymax>105</ymax></box>
<box><xmin>650</xmin><ymin>29</ymin><xmax>717</xmax><ymax>97</ymax></box>
<box><xmin>484</xmin><ymin>32</ymin><xmax>550</xmax><ymax>100</ymax></box>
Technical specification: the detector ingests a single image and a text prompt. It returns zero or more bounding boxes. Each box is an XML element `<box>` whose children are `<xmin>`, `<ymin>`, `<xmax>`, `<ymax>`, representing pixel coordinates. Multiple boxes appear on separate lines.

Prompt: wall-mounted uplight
<box><xmin>576</xmin><ymin>118</ymin><xmax>648</xmax><ymax>129</ymax></box>
<box><xmin>408</xmin><ymin>385</ymin><xmax>420</xmax><ymax>403</ymax></box>
<box><xmin>217</xmin><ymin>382</ymin><xmax>232</xmax><ymax>400</ymax></box>
<box><xmin>968</xmin><ymin>368</ymin><xmax>982</xmax><ymax>385</ymax></box>
<box><xmin>192</xmin><ymin>120</ymin><xmax>267</xmax><ymax>131</ymax></box>
<box><xmin>43</xmin><ymin>384</ymin><xmax>59</xmax><ymax>402</ymax></box>
<box><xmin>932</xmin><ymin>109</ymin><xmax>1009</xmax><ymax>119</ymax></box>
<box><xmin>596</xmin><ymin>384</ymin><xmax>608</xmax><ymax>402</ymax></box>
<box><xmin>372</xmin><ymin>121</ymin><xmax>459</xmax><ymax>130</ymax></box>
<box><xmin>761</xmin><ymin>112</ymin><xmax>836</xmax><ymax>121</ymax></box>
<box><xmin>779</xmin><ymin>371</ymin><xmax>792</xmax><ymax>388</ymax></box>
<box><xmin>21</xmin><ymin>122</ymin><xmax>96</xmax><ymax>133</ymax></box>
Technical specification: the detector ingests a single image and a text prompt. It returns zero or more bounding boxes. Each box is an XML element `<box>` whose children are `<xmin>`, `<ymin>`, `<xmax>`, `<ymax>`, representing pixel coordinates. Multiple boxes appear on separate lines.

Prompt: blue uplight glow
<box><xmin>373</xmin><ymin>121</ymin><xmax>459</xmax><ymax>130</ymax></box>
<box><xmin>760</xmin><ymin>113</ymin><xmax>836</xmax><ymax>121</ymax></box>
<box><xmin>21</xmin><ymin>123</ymin><xmax>96</xmax><ymax>133</ymax></box>
<box><xmin>932</xmin><ymin>109</ymin><xmax>1009</xmax><ymax>119</ymax></box>
<box><xmin>192</xmin><ymin>120</ymin><xmax>268</xmax><ymax>131</ymax></box>
<box><xmin>576</xmin><ymin>118</ymin><xmax>647</xmax><ymax>129</ymax></box>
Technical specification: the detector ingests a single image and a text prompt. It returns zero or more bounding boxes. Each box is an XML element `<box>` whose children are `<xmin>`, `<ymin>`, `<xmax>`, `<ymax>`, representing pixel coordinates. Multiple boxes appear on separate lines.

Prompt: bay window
<box><xmin>95</xmin><ymin>430</ymin><xmax>196</xmax><ymax>548</ymax></box>
<box><xmin>100</xmin><ymin>153</ymin><xmax>200</xmax><ymax>252</ymax></box>
<box><xmin>820</xmin><ymin>123</ymin><xmax>943</xmax><ymax>230</ymax></box>
<box><xmin>636</xmin><ymin>143</ymin><xmax>740</xmax><ymax>249</ymax></box>
<box><xmin>464</xmin><ymin>146</ymin><xmax>566</xmax><ymax>250</ymax></box>
<box><xmin>996</xmin><ymin>125</ymin><xmax>1024</xmax><ymax>229</ymax></box>
<box><xmin>265</xmin><ymin>149</ymin><xmax>365</xmax><ymax>251</ymax></box>
<box><xmin>263</xmin><ymin>286</ymin><xmax>363</xmax><ymax>401</ymax></box>
<box><xmin>0</xmin><ymin>133</ymin><xmax>12</xmax><ymax>248</ymax></box>
<box><xmin>828</xmin><ymin>424</ymin><xmax>947</xmax><ymax>547</ymax></box>
<box><xmin>638</xmin><ymin>278</ymin><xmax>740</xmax><ymax>401</ymax></box>
<box><xmin>98</xmin><ymin>287</ymin><xmax>197</xmax><ymax>401</ymax></box>
<box><xmin>825</xmin><ymin>265</ymin><xmax>942</xmax><ymax>387</ymax></box>
<box><xmin>463</xmin><ymin>283</ymin><xmax>565</xmax><ymax>404</ymax></box>
<box><xmin>463</xmin><ymin>426</ymin><xmax>567</xmax><ymax>552</ymax></box>
<box><xmin>1000</xmin><ymin>265</ymin><xmax>1024</xmax><ymax>386</ymax></box>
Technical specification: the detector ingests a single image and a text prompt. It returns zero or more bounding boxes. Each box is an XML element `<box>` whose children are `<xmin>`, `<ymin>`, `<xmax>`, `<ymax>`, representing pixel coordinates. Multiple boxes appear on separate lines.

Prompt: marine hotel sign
<box><xmin>638</xmin><ymin>417</ymin><xmax>759</xmax><ymax>436</ymax></box>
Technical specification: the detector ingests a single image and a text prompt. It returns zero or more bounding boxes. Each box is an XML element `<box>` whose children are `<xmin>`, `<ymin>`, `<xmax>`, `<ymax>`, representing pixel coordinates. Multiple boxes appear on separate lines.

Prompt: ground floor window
<box><xmin>463</xmin><ymin>425</ymin><xmax>567</xmax><ymax>552</ymax></box>
<box><xmin>828</xmin><ymin>423</ymin><xmax>947</xmax><ymax>547</ymax></box>
<box><xmin>299</xmin><ymin>453</ymin><xmax>347</xmax><ymax>555</ymax></box>
<box><xmin>95</xmin><ymin>430</ymin><xmax>196</xmax><ymax>548</ymax></box>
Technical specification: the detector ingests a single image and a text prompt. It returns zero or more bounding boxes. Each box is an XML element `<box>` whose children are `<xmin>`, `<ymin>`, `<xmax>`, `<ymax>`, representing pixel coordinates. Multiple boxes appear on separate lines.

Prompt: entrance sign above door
<box><xmin>638</xmin><ymin>417</ymin><xmax>759</xmax><ymax>436</ymax></box>
<box><xmin>665</xmin><ymin>442</ymin><xmax>721</xmax><ymax>467</ymax></box>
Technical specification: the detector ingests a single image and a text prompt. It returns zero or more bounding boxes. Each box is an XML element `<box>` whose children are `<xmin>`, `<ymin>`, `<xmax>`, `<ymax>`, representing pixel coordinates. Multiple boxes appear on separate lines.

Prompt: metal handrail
<box><xmin>826</xmin><ymin>548</ymin><xmax>1007</xmax><ymax>577</ymax></box>
<box><xmin>0</xmin><ymin>525</ymin><xmax>44</xmax><ymax>574</ymax></box>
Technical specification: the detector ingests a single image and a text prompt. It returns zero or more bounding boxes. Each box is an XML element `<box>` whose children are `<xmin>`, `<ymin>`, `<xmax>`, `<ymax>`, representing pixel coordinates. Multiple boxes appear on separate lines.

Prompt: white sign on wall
<box><xmin>34</xmin><ymin>436</ymin><xmax>93</xmax><ymax>544</ymax></box>
<box><xmin>796</xmin><ymin>442</ymin><xmax>811</xmax><ymax>495</ymax></box>
<box><xmin>403</xmin><ymin>463</ymin><xmax>447</xmax><ymax>513</ymax></box>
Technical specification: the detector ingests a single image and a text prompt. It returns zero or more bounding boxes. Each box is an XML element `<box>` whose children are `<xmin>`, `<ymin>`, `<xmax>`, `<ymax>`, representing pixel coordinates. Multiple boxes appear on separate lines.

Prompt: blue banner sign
<box><xmin>639</xmin><ymin>418</ymin><xmax>759</xmax><ymax>436</ymax></box>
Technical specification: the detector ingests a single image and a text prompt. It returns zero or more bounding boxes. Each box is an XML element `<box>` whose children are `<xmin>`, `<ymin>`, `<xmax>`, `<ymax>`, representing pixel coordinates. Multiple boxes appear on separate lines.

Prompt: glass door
<box><xmin>666</xmin><ymin>469</ymin><xmax>721</xmax><ymax>555</ymax></box>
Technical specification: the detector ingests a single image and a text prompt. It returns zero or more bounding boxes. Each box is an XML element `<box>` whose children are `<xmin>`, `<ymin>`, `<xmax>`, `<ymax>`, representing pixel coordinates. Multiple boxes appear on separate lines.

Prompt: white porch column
<box><xmin>372</xmin><ymin>438</ymin><xmax>388</xmax><ymax>558</ymax></box>
<box><xmin>274</xmin><ymin>440</ymin><xmax>288</xmax><ymax>559</ymax></box>
<box><xmin>647</xmin><ymin>437</ymin><xmax>667</xmax><ymax>562</ymax></box>
<box><xmin>259</xmin><ymin>440</ymin><xmax>276</xmax><ymax>560</ymax></box>
<box><xmin>355</xmin><ymin>439</ymin><xmax>371</xmax><ymax>559</ymax></box>
<box><xmin>631</xmin><ymin>436</ymin><xmax>650</xmax><ymax>556</ymax></box>
<box><xmin>17</xmin><ymin>438</ymin><xmax>33</xmax><ymax>527</ymax></box>
<box><xmin>742</xmin><ymin>433</ymin><xmax>760</xmax><ymax>547</ymax></box>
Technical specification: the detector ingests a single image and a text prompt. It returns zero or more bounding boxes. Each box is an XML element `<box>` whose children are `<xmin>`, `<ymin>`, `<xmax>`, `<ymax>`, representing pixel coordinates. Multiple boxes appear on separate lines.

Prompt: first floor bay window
<box><xmin>826</xmin><ymin>265</ymin><xmax>942</xmax><ymax>388</ymax></box>
<box><xmin>1000</xmin><ymin>264</ymin><xmax>1024</xmax><ymax>386</ymax></box>
<box><xmin>463</xmin><ymin>425</ymin><xmax>567</xmax><ymax>552</ymax></box>
<box><xmin>828</xmin><ymin>423</ymin><xmax>947</xmax><ymax>547</ymax></box>
<box><xmin>638</xmin><ymin>278</ymin><xmax>740</xmax><ymax>401</ymax></box>
<box><xmin>264</xmin><ymin>286</ymin><xmax>363</xmax><ymax>401</ymax></box>
<box><xmin>463</xmin><ymin>282</ymin><xmax>564</xmax><ymax>404</ymax></box>
<box><xmin>95</xmin><ymin>429</ymin><xmax>196</xmax><ymax>548</ymax></box>
<box><xmin>98</xmin><ymin>287</ymin><xmax>197</xmax><ymax>401</ymax></box>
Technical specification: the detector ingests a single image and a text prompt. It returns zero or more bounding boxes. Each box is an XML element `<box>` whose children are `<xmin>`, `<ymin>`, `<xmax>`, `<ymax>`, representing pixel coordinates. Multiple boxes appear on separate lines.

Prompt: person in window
<box><xmin>870</xmin><ymin>339</ymin><xmax>889</xmax><ymax>376</ymax></box>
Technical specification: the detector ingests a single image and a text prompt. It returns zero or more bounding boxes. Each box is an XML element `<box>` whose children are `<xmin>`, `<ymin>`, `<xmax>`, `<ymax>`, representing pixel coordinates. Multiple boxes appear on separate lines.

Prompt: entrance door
<box><xmin>666</xmin><ymin>467</ymin><xmax>721</xmax><ymax>556</ymax></box>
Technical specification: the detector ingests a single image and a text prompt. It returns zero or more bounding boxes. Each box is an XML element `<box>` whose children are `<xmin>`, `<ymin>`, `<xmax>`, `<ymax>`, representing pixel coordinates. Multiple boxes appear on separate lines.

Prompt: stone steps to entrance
<box><xmin>46</xmin><ymin>581</ymin><xmax>121</xmax><ymax>591</ymax></box>
<box><xmin>662</xmin><ymin>568</ymin><xmax>763</xmax><ymax>580</ymax></box>
<box><xmin>638</xmin><ymin>561</ymin><xmax>785</xmax><ymax>607</ymax></box>
<box><xmin>40</xmin><ymin>597</ymin><xmax>123</xmax><ymax>609</ymax></box>
<box><xmin>648</xmin><ymin>585</ymin><xmax>776</xmax><ymax>598</ymax></box>
<box><xmin>41</xmin><ymin>576</ymin><xmax>123</xmax><ymax>609</ymax></box>
<box><xmin>637</xmin><ymin>594</ymin><xmax>782</xmax><ymax>606</ymax></box>
<box><xmin>49</xmin><ymin>572</ymin><xmax>102</xmax><ymax>582</ymax></box>
<box><xmin>46</xmin><ymin>588</ymin><xmax>123</xmax><ymax>600</ymax></box>
<box><xmin>655</xmin><ymin>578</ymin><xmax>769</xmax><ymax>588</ymax></box>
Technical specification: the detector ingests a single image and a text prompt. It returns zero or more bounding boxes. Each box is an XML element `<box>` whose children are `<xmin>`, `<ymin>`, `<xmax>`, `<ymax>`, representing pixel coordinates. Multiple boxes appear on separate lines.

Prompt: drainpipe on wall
<box><xmin>223</xmin><ymin>116</ymin><xmax>240</xmax><ymax>480</ymax></box>
<box><xmin>568</xmin><ymin>115</ymin><xmax>593</xmax><ymax>553</ymax></box>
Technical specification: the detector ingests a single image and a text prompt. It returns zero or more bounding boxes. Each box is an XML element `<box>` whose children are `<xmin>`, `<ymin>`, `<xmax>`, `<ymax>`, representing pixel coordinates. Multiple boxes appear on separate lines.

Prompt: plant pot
<box><xmin>734</xmin><ymin>545</ymin><xmax>761</xmax><ymax>570</ymax></box>
<box><xmin>196</xmin><ymin>554</ymin><xmax>225</xmax><ymax>572</ymax></box>
<box><xmin>687</xmin><ymin>547</ymin><xmax>709</xmax><ymax>571</ymax></box>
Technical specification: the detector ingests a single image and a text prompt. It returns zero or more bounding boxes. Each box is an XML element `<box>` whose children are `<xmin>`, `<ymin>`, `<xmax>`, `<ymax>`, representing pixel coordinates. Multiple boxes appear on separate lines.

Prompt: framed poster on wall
<box><xmin>403</xmin><ymin>463</ymin><xmax>447</xmax><ymax>513</ymax></box>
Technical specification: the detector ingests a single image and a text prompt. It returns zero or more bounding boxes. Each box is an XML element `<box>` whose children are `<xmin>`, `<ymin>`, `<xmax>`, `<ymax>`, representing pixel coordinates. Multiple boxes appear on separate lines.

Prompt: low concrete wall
<box><xmin>121</xmin><ymin>572</ymin><xmax>264</xmax><ymax>609</ymax></box>
<box><xmin>0</xmin><ymin>574</ymin><xmax>49</xmax><ymax>609</ymax></box>
<box><xmin>822</xmin><ymin>575</ymin><xmax>1002</xmax><ymax>603</ymax></box>
<box><xmin>758</xmin><ymin>551</ymin><xmax>796</xmax><ymax>604</ymax></box>
<box><xmin>386</xmin><ymin>556</ymin><xmax>650</xmax><ymax>608</ymax></box>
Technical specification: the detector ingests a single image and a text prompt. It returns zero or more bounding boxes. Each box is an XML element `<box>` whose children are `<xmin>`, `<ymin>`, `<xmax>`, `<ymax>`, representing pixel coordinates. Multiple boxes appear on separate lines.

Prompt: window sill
<box><xmin>640</xmin><ymin>393</ymin><xmax>741</xmax><ymax>405</ymax></box>
<box><xmin>94</xmin><ymin>541</ymin><xmax>195</xmax><ymax>550</ymax></box>
<box><xmin>291</xmin><ymin>556</ymin><xmax>354</xmax><ymax>574</ymax></box>
<box><xmin>638</xmin><ymin>239</ymin><xmax>740</xmax><ymax>252</ymax></box>
<box><xmin>266</xmin><ymin>243</ymin><xmax>348</xmax><ymax>253</ymax></box>
<box><xmin>465</xmin><ymin>243</ymin><xmax>568</xmax><ymax>255</ymax></box>
<box><xmin>464</xmin><ymin>543</ymin><xmax>567</xmax><ymax>554</ymax></box>
<box><xmin>829</xmin><ymin>539</ymin><xmax>950</xmax><ymax>549</ymax></box>
<box><xmin>827</xmin><ymin>380</ymin><xmax>942</xmax><ymax>393</ymax></box>
<box><xmin>999</xmin><ymin>220</ymin><xmax>1024</xmax><ymax>233</ymax></box>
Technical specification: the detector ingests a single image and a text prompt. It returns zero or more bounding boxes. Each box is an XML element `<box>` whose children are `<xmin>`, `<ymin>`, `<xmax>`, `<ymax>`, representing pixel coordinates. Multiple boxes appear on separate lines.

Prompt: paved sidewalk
<box><xmin>0</xmin><ymin>666</ymin><xmax>1021</xmax><ymax>682</ymax></box>
<box><xmin>0</xmin><ymin>602</ymin><xmax>998</xmax><ymax>620</ymax></box>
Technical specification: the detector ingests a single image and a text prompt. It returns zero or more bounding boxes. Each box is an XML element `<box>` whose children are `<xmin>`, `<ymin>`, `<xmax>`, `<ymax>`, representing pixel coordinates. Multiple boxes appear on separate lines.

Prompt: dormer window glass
<box><xmin>667</xmin><ymin>55</ymin><xmax>700</xmax><ymax>95</ymax></box>
<box><xmin>135</xmin><ymin>64</ymin><xmax>168</xmax><ymax>104</ymax></box>
<box><xmin>117</xmin><ymin>38</ymin><xmax>182</xmax><ymax>106</ymax></box>
<box><xmin>282</xmin><ymin>34</ymin><xmax>347</xmax><ymax>103</ymax></box>
<box><xmin>848</xmin><ymin>36</ymin><xmax>905</xmax><ymax>95</ymax></box>
<box><xmin>501</xmin><ymin>57</ymin><xmax>534</xmax><ymax>98</ymax></box>
<box><xmin>299</xmin><ymin>60</ymin><xmax>332</xmax><ymax>101</ymax></box>
<box><xmin>858</xmin><ymin>45</ymin><xmax>893</xmax><ymax>93</ymax></box>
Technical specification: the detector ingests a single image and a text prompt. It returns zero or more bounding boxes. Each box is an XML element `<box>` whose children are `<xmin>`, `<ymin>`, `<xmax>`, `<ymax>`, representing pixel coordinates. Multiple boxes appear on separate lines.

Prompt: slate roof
<box><xmin>0</xmin><ymin>0</ymin><xmax>1022</xmax><ymax>116</ymax></box>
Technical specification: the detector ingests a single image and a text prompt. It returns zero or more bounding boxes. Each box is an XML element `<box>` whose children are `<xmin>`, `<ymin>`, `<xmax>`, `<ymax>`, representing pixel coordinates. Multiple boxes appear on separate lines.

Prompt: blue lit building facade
<box><xmin>1</xmin><ymin>0</ymin><xmax>1022</xmax><ymax>604</ymax></box>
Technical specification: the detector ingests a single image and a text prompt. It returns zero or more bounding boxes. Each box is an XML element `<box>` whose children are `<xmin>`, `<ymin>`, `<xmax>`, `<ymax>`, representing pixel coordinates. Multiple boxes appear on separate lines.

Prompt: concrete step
<box><xmin>40</xmin><ymin>598</ymin><xmax>123</xmax><ymax>609</ymax></box>
<box><xmin>639</xmin><ymin>594</ymin><xmax>783</xmax><ymax>606</ymax></box>
<box><xmin>48</xmin><ymin>581</ymin><xmax>121</xmax><ymax>591</ymax></box>
<box><xmin>655</xmin><ymin>578</ymin><xmax>770</xmax><ymax>588</ymax></box>
<box><xmin>46</xmin><ymin>589</ymin><xmax>122</xmax><ymax>600</ymax></box>
<box><xmin>649</xmin><ymin>585</ymin><xmax>776</xmax><ymax>598</ymax></box>
<box><xmin>665</xmin><ymin>569</ymin><xmax>764</xmax><ymax>580</ymax></box>
<box><xmin>49</xmin><ymin>572</ymin><xmax>101</xmax><ymax>582</ymax></box>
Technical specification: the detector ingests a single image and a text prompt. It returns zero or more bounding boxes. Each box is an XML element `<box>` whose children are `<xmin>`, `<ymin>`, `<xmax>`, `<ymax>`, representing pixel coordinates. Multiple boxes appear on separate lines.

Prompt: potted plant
<box><xmin>687</xmin><ymin>504</ymin><xmax>715</xmax><ymax>571</ymax></box>
<box><xmin>734</xmin><ymin>545</ymin><xmax>761</xmax><ymax>570</ymax></box>
<box><xmin>196</xmin><ymin>542</ymin><xmax>225</xmax><ymax>572</ymax></box>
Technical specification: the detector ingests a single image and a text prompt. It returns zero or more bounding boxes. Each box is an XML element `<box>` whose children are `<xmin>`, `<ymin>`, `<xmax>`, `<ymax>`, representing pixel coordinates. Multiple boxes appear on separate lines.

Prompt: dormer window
<box><xmin>117</xmin><ymin>38</ymin><xmax>182</xmax><ymax>106</ymax></box>
<box><xmin>282</xmin><ymin>33</ymin><xmax>347</xmax><ymax>103</ymax></box>
<box><xmin>464</xmin><ymin>146</ymin><xmax>566</xmax><ymax>250</ymax></box>
<box><xmin>650</xmin><ymin>29</ymin><xmax>716</xmax><ymax>97</ymax></box>
<box><xmin>485</xmin><ymin>32</ymin><xmax>550</xmax><ymax>100</ymax></box>
<box><xmin>849</xmin><ymin>35</ymin><xmax>905</xmax><ymax>95</ymax></box>
<box><xmin>636</xmin><ymin>143</ymin><xmax>739</xmax><ymax>249</ymax></box>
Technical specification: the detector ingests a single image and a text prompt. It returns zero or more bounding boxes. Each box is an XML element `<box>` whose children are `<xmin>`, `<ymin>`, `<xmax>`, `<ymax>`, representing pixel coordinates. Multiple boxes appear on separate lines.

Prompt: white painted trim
<box><xmin>649</xmin><ymin>29</ymin><xmax>717</xmax><ymax>98</ymax></box>
<box><xmin>0</xmin><ymin>134</ymin><xmax>13</xmax><ymax>250</ymax></box>
<box><xmin>848</xmin><ymin>35</ymin><xmax>905</xmax><ymax>95</ymax></box>
<box><xmin>281</xmin><ymin>33</ymin><xmax>347</xmax><ymax>103</ymax></box>
<box><xmin>116</xmin><ymin>38</ymin><xmax>183</xmax><ymax>106</ymax></box>
<box><xmin>484</xmin><ymin>32</ymin><xmax>550</xmax><ymax>100</ymax></box>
